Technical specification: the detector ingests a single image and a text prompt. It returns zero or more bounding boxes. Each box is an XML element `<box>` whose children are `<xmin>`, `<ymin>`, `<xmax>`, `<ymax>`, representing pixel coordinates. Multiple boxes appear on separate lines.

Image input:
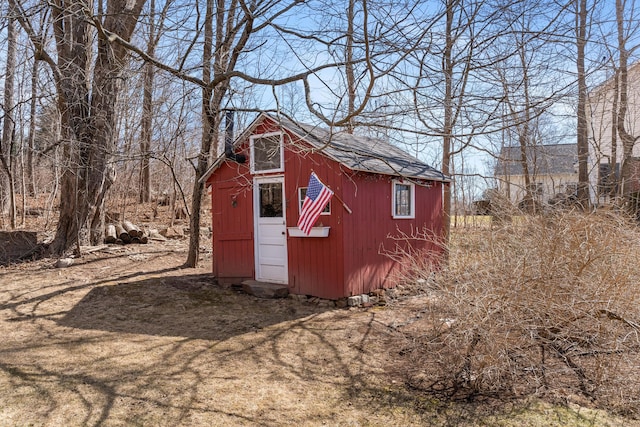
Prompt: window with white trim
<box><xmin>392</xmin><ymin>180</ymin><xmax>415</xmax><ymax>219</ymax></box>
<box><xmin>298</xmin><ymin>187</ymin><xmax>330</xmax><ymax>215</ymax></box>
<box><xmin>250</xmin><ymin>132</ymin><xmax>283</xmax><ymax>173</ymax></box>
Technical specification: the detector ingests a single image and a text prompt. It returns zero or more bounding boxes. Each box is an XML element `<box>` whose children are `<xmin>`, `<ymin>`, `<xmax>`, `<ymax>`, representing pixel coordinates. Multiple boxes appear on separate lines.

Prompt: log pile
<box><xmin>105</xmin><ymin>221</ymin><xmax>148</xmax><ymax>245</ymax></box>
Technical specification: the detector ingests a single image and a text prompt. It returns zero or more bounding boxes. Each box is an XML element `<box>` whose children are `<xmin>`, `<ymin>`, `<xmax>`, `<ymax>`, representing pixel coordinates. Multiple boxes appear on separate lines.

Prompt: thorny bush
<box><xmin>389</xmin><ymin>211</ymin><xmax>640</xmax><ymax>416</ymax></box>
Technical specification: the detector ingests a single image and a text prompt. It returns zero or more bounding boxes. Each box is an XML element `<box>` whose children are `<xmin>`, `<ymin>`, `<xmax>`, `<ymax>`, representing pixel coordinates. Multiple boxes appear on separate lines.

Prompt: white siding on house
<box><xmin>496</xmin><ymin>173</ymin><xmax>578</xmax><ymax>205</ymax></box>
<box><xmin>495</xmin><ymin>144</ymin><xmax>579</xmax><ymax>206</ymax></box>
<box><xmin>587</xmin><ymin>62</ymin><xmax>640</xmax><ymax>203</ymax></box>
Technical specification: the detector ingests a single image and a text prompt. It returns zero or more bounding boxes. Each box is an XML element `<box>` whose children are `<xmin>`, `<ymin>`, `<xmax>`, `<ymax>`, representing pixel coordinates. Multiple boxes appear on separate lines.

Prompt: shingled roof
<box><xmin>273</xmin><ymin>115</ymin><xmax>448</xmax><ymax>181</ymax></box>
<box><xmin>201</xmin><ymin>113</ymin><xmax>448</xmax><ymax>183</ymax></box>
<box><xmin>495</xmin><ymin>143</ymin><xmax>578</xmax><ymax>176</ymax></box>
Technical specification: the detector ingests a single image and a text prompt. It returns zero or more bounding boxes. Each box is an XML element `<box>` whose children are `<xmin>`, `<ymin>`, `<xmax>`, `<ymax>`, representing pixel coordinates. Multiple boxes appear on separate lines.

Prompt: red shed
<box><xmin>201</xmin><ymin>113</ymin><xmax>449</xmax><ymax>300</ymax></box>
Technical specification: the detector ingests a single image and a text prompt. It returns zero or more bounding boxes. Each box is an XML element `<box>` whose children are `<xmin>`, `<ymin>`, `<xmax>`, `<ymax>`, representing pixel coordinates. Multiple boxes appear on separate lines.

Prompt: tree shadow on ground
<box><xmin>58</xmin><ymin>273</ymin><xmax>330</xmax><ymax>341</ymax></box>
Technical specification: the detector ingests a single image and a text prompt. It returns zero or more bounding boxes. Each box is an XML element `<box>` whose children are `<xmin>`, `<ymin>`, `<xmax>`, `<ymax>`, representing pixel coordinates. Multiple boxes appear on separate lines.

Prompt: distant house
<box><xmin>587</xmin><ymin>61</ymin><xmax>640</xmax><ymax>203</ymax></box>
<box><xmin>200</xmin><ymin>113</ymin><xmax>449</xmax><ymax>300</ymax></box>
<box><xmin>495</xmin><ymin>144</ymin><xmax>579</xmax><ymax>207</ymax></box>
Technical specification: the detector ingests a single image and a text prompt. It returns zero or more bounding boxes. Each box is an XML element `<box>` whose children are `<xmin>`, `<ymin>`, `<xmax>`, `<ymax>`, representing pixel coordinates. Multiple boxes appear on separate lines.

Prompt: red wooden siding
<box><xmin>341</xmin><ymin>173</ymin><xmax>444</xmax><ymax>296</ymax></box>
<box><xmin>283</xmin><ymin>146</ymin><xmax>346</xmax><ymax>299</ymax></box>
<box><xmin>210</xmin><ymin>161</ymin><xmax>254</xmax><ymax>282</ymax></box>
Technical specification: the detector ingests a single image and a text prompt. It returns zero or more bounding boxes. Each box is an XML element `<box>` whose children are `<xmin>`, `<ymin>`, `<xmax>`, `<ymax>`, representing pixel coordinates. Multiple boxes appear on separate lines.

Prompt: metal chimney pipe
<box><xmin>224</xmin><ymin>110</ymin><xmax>234</xmax><ymax>157</ymax></box>
<box><xmin>223</xmin><ymin>110</ymin><xmax>246</xmax><ymax>163</ymax></box>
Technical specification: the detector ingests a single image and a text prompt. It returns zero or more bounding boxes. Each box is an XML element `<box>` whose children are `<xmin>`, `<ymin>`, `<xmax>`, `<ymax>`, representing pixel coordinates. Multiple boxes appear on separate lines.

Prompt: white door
<box><xmin>254</xmin><ymin>177</ymin><xmax>288</xmax><ymax>283</ymax></box>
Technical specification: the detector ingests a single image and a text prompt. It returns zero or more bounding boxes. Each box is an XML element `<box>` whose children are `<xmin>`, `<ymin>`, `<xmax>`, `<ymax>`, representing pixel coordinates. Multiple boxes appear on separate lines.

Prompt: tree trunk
<box><xmin>1</xmin><ymin>2</ymin><xmax>17</xmax><ymax>226</ymax></box>
<box><xmin>575</xmin><ymin>0</ymin><xmax>590</xmax><ymax>208</ymax></box>
<box><xmin>27</xmin><ymin>58</ymin><xmax>38</xmax><ymax>196</ymax></box>
<box><xmin>139</xmin><ymin>0</ymin><xmax>157</xmax><ymax>204</ymax></box>
<box><xmin>345</xmin><ymin>0</ymin><xmax>356</xmax><ymax>134</ymax></box>
<box><xmin>184</xmin><ymin>0</ymin><xmax>214</xmax><ymax>268</ymax></box>
<box><xmin>441</xmin><ymin>0</ymin><xmax>454</xmax><ymax>252</ymax></box>
<box><xmin>609</xmin><ymin>67</ymin><xmax>619</xmax><ymax>199</ymax></box>
<box><xmin>48</xmin><ymin>0</ymin><xmax>146</xmax><ymax>254</ymax></box>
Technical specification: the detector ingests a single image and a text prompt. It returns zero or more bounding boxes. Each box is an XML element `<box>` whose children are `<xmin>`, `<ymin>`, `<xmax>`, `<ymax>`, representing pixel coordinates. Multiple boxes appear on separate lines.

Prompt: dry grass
<box><xmin>0</xmin><ymin>240</ymin><xmax>438</xmax><ymax>426</ymax></box>
<box><xmin>1</xmin><ymin>210</ymin><xmax>640</xmax><ymax>425</ymax></box>
<box><xmin>388</xmin><ymin>210</ymin><xmax>640</xmax><ymax>419</ymax></box>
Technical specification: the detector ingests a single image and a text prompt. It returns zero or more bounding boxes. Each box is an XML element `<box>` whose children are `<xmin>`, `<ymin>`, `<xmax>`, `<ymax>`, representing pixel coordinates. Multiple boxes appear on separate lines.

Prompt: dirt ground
<box><xmin>0</xmin><ymin>235</ymin><xmax>636</xmax><ymax>426</ymax></box>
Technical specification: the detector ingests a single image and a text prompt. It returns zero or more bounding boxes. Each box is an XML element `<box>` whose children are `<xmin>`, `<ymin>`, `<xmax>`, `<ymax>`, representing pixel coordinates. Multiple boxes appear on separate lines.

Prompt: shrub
<box><xmin>392</xmin><ymin>211</ymin><xmax>640</xmax><ymax>416</ymax></box>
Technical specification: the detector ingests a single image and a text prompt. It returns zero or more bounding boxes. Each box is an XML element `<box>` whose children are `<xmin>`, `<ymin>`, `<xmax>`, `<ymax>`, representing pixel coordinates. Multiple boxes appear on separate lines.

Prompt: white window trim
<box><xmin>392</xmin><ymin>180</ymin><xmax>415</xmax><ymax>219</ymax></box>
<box><xmin>250</xmin><ymin>132</ymin><xmax>284</xmax><ymax>174</ymax></box>
<box><xmin>298</xmin><ymin>187</ymin><xmax>331</xmax><ymax>215</ymax></box>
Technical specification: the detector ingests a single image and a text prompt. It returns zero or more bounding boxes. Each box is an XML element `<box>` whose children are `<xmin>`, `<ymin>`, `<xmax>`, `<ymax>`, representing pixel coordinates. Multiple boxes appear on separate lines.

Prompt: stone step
<box><xmin>241</xmin><ymin>280</ymin><xmax>289</xmax><ymax>299</ymax></box>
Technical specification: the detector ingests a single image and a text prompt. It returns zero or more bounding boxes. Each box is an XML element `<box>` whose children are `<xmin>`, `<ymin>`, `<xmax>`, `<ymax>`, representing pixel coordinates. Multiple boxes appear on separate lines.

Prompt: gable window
<box><xmin>392</xmin><ymin>180</ymin><xmax>415</xmax><ymax>219</ymax></box>
<box><xmin>299</xmin><ymin>187</ymin><xmax>330</xmax><ymax>215</ymax></box>
<box><xmin>251</xmin><ymin>132</ymin><xmax>283</xmax><ymax>173</ymax></box>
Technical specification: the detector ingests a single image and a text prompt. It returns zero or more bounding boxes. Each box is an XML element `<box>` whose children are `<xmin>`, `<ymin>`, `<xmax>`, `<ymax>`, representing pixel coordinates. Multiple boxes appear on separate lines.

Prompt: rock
<box><xmin>315</xmin><ymin>299</ymin><xmax>334</xmax><ymax>307</ymax></box>
<box><xmin>335</xmin><ymin>298</ymin><xmax>348</xmax><ymax>308</ymax></box>
<box><xmin>241</xmin><ymin>280</ymin><xmax>289</xmax><ymax>299</ymax></box>
<box><xmin>347</xmin><ymin>295</ymin><xmax>362</xmax><ymax>307</ymax></box>
<box><xmin>148</xmin><ymin>230</ymin><xmax>167</xmax><ymax>241</ymax></box>
<box><xmin>55</xmin><ymin>258</ymin><xmax>74</xmax><ymax>268</ymax></box>
<box><xmin>160</xmin><ymin>226</ymin><xmax>184</xmax><ymax>239</ymax></box>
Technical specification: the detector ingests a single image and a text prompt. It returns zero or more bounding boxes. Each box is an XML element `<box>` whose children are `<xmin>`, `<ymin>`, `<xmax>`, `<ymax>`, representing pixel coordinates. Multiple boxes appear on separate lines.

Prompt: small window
<box><xmin>259</xmin><ymin>182</ymin><xmax>283</xmax><ymax>218</ymax></box>
<box><xmin>251</xmin><ymin>132</ymin><xmax>283</xmax><ymax>173</ymax></box>
<box><xmin>392</xmin><ymin>180</ymin><xmax>415</xmax><ymax>219</ymax></box>
<box><xmin>299</xmin><ymin>187</ymin><xmax>330</xmax><ymax>215</ymax></box>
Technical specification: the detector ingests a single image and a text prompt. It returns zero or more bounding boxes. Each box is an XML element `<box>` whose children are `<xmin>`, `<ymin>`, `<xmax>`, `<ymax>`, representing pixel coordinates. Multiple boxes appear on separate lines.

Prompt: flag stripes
<box><xmin>297</xmin><ymin>172</ymin><xmax>333</xmax><ymax>235</ymax></box>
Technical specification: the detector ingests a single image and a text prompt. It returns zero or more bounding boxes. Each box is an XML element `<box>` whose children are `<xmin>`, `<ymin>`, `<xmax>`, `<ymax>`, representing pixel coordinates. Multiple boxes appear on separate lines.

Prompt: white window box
<box><xmin>287</xmin><ymin>226</ymin><xmax>330</xmax><ymax>237</ymax></box>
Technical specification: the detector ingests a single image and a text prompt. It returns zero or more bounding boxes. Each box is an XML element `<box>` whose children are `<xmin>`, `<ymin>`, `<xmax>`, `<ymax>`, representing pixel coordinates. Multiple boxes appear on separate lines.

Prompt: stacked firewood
<box><xmin>105</xmin><ymin>220</ymin><xmax>148</xmax><ymax>244</ymax></box>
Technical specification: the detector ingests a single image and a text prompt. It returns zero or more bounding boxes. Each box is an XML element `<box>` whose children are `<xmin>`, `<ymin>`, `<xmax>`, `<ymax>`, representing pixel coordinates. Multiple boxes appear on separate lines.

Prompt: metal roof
<box><xmin>495</xmin><ymin>143</ymin><xmax>578</xmax><ymax>176</ymax></box>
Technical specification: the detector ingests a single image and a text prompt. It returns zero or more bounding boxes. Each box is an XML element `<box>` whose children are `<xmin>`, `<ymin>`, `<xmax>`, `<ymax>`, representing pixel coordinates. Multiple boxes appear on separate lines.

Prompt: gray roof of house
<box><xmin>266</xmin><ymin>114</ymin><xmax>448</xmax><ymax>181</ymax></box>
<box><xmin>495</xmin><ymin>143</ymin><xmax>578</xmax><ymax>176</ymax></box>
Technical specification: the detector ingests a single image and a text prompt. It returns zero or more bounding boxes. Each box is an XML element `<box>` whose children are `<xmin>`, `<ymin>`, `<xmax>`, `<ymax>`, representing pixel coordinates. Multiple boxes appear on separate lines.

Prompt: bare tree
<box><xmin>138</xmin><ymin>0</ymin><xmax>173</xmax><ymax>204</ymax></box>
<box><xmin>496</xmin><ymin>37</ymin><xmax>538</xmax><ymax>212</ymax></box>
<box><xmin>139</xmin><ymin>0</ymin><xmax>156</xmax><ymax>204</ymax></box>
<box><xmin>345</xmin><ymin>0</ymin><xmax>356</xmax><ymax>133</ymax></box>
<box><xmin>26</xmin><ymin>50</ymin><xmax>39</xmax><ymax>197</ymax></box>
<box><xmin>575</xmin><ymin>0</ymin><xmax>590</xmax><ymax>206</ymax></box>
<box><xmin>407</xmin><ymin>0</ymin><xmax>505</xmax><ymax>243</ymax></box>
<box><xmin>184</xmin><ymin>0</ymin><xmax>216</xmax><ymax>268</ymax></box>
<box><xmin>1</xmin><ymin>1</ymin><xmax>18</xmax><ymax>228</ymax></box>
<box><xmin>11</xmin><ymin>0</ymin><xmax>147</xmax><ymax>253</ymax></box>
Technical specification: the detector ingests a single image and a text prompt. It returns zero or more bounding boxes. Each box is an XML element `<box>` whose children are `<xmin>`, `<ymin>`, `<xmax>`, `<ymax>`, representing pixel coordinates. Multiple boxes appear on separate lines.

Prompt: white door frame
<box><xmin>253</xmin><ymin>176</ymin><xmax>288</xmax><ymax>284</ymax></box>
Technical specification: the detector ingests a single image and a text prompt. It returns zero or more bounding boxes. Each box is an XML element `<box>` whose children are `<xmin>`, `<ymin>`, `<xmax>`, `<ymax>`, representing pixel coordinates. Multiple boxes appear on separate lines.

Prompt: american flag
<box><xmin>297</xmin><ymin>172</ymin><xmax>333</xmax><ymax>235</ymax></box>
